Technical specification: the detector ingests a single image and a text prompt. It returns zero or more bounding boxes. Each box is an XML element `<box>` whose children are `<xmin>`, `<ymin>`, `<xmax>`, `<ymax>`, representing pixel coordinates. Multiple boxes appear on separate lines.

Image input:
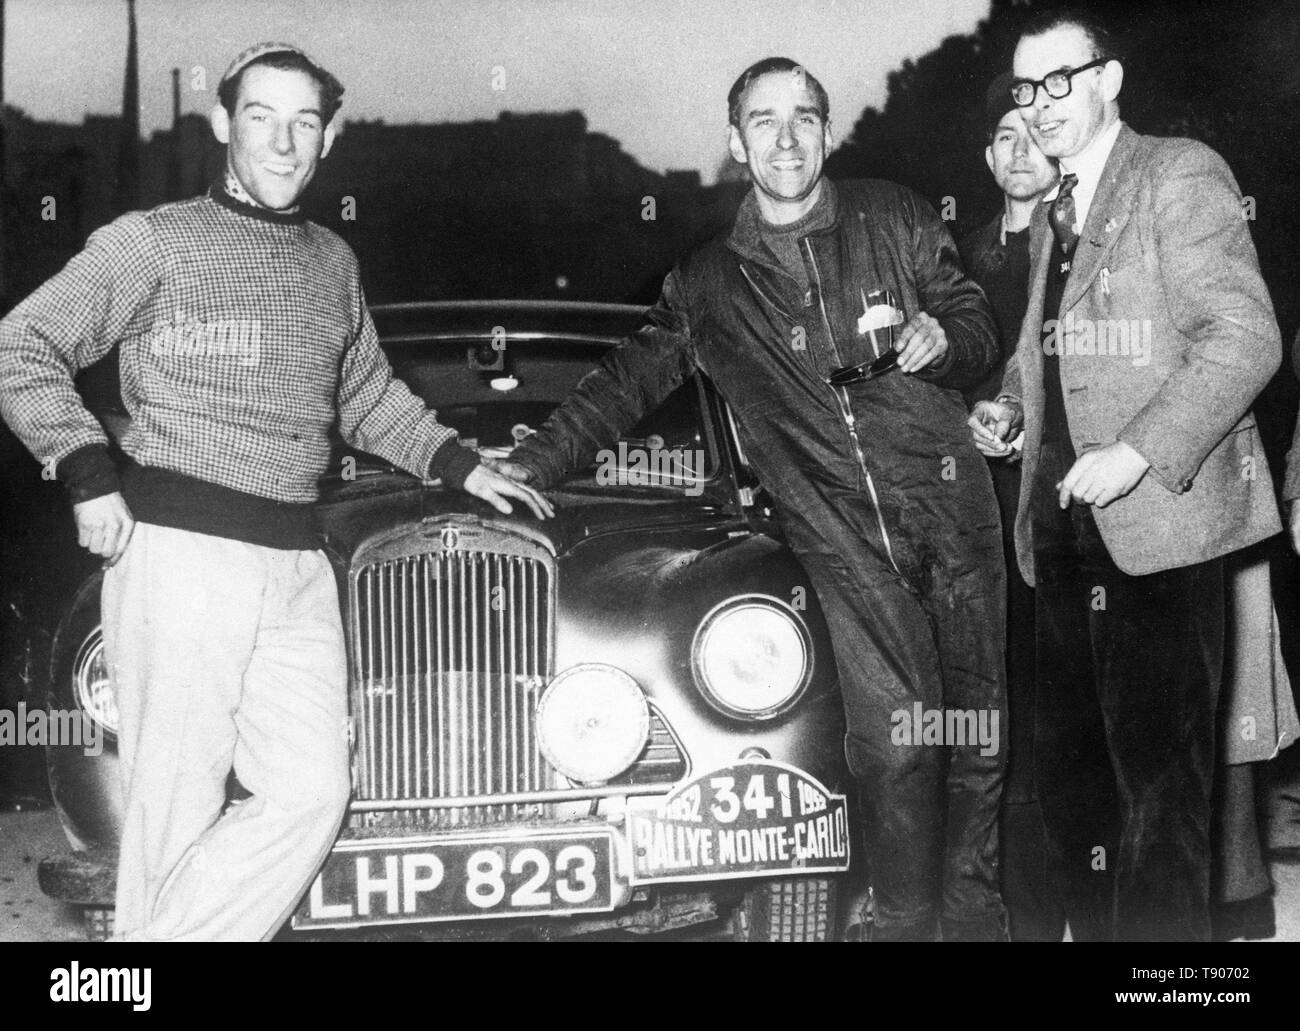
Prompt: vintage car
<box><xmin>38</xmin><ymin>300</ymin><xmax>857</xmax><ymax>941</ymax></box>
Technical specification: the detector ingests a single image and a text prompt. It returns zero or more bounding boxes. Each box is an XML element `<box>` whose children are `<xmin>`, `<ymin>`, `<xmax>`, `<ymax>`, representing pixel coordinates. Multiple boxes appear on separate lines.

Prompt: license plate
<box><xmin>293</xmin><ymin>828</ymin><xmax>616</xmax><ymax>930</ymax></box>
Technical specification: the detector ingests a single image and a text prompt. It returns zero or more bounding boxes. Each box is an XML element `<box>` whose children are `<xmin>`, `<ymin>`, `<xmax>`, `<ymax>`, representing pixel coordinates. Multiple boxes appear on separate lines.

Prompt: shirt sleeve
<box><xmin>335</xmin><ymin>274</ymin><xmax>478</xmax><ymax>490</ymax></box>
<box><xmin>0</xmin><ymin>212</ymin><xmax>164</xmax><ymax>501</ymax></box>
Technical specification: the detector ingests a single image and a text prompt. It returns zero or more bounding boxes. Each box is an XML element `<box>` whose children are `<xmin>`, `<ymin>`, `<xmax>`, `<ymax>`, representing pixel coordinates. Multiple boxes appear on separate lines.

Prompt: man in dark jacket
<box><xmin>501</xmin><ymin>57</ymin><xmax>1005</xmax><ymax>940</ymax></box>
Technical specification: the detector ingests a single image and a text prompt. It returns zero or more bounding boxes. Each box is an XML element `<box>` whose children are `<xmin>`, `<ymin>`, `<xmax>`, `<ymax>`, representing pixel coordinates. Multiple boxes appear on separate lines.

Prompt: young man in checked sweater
<box><xmin>0</xmin><ymin>43</ymin><xmax>550</xmax><ymax>941</ymax></box>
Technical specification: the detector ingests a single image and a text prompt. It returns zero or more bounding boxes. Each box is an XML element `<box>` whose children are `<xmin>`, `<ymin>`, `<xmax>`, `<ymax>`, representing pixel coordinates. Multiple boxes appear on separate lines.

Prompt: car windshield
<box><xmin>337</xmin><ymin>332</ymin><xmax>719</xmax><ymax>492</ymax></box>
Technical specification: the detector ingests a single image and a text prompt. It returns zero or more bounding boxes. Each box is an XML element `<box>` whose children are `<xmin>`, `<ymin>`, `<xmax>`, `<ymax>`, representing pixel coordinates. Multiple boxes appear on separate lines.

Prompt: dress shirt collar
<box><xmin>1041</xmin><ymin>118</ymin><xmax>1123</xmax><ymax>233</ymax></box>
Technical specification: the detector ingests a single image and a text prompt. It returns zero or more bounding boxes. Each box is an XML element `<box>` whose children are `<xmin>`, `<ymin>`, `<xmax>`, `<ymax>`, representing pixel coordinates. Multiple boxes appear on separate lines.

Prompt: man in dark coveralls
<box><xmin>497</xmin><ymin>57</ymin><xmax>1006</xmax><ymax>941</ymax></box>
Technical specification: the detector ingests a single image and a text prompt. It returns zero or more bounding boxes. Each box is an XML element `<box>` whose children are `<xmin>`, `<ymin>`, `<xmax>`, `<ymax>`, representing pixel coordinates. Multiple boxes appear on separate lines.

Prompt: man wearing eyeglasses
<box><xmin>971</xmin><ymin>10</ymin><xmax>1281</xmax><ymax>941</ymax></box>
<box><xmin>500</xmin><ymin>57</ymin><xmax>1008</xmax><ymax>941</ymax></box>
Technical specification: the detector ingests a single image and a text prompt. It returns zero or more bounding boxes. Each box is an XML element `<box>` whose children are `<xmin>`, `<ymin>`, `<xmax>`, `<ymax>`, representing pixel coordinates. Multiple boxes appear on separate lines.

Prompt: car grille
<box><xmin>617</xmin><ymin>708</ymin><xmax>689</xmax><ymax>786</ymax></box>
<box><xmin>348</xmin><ymin>524</ymin><xmax>555</xmax><ymax>828</ymax></box>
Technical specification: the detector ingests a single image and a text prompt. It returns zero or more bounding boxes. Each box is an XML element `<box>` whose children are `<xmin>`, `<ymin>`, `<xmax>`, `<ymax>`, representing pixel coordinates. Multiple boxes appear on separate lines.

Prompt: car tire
<box><xmin>46</xmin><ymin>570</ymin><xmax>122</xmax><ymax>852</ymax></box>
<box><xmin>731</xmin><ymin>876</ymin><xmax>838</xmax><ymax>942</ymax></box>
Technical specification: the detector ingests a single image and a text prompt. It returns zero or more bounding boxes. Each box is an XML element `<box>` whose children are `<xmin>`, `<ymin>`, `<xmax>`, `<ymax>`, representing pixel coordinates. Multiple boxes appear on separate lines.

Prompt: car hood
<box><xmin>316</xmin><ymin>479</ymin><xmax>741</xmax><ymax>563</ymax></box>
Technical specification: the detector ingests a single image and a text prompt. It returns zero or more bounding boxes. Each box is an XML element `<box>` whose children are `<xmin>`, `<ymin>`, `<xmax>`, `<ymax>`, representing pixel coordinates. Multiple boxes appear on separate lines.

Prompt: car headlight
<box><xmin>74</xmin><ymin>627</ymin><xmax>119</xmax><ymax>736</ymax></box>
<box><xmin>537</xmin><ymin>664</ymin><xmax>650</xmax><ymax>785</ymax></box>
<box><xmin>691</xmin><ymin>596</ymin><xmax>812</xmax><ymax>719</ymax></box>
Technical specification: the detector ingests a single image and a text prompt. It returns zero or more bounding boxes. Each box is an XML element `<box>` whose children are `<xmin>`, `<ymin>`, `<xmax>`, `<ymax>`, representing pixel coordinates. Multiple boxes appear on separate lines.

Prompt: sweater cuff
<box><xmin>58</xmin><ymin>444</ymin><xmax>121</xmax><ymax>504</ymax></box>
<box><xmin>427</xmin><ymin>439</ymin><xmax>481</xmax><ymax>491</ymax></box>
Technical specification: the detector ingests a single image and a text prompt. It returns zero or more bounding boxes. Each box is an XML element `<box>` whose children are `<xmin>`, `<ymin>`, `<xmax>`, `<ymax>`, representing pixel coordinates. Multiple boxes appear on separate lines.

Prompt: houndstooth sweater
<box><xmin>0</xmin><ymin>183</ymin><xmax>478</xmax><ymax>547</ymax></box>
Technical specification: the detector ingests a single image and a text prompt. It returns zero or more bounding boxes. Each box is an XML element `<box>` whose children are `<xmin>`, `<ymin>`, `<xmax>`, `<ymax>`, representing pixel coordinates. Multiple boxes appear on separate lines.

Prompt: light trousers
<box><xmin>103</xmin><ymin>522</ymin><xmax>351</xmax><ymax>941</ymax></box>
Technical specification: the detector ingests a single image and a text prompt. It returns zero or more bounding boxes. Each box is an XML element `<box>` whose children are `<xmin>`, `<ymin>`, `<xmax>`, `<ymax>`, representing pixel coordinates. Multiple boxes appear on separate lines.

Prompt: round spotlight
<box><xmin>489</xmin><ymin>375</ymin><xmax>519</xmax><ymax>391</ymax></box>
<box><xmin>692</xmin><ymin>596</ymin><xmax>812</xmax><ymax>719</ymax></box>
<box><xmin>73</xmin><ymin>627</ymin><xmax>119</xmax><ymax>736</ymax></box>
<box><xmin>537</xmin><ymin>664</ymin><xmax>649</xmax><ymax>784</ymax></box>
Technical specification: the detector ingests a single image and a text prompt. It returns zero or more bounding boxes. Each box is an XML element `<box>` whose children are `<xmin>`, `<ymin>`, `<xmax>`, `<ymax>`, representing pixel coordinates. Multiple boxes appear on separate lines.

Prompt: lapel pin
<box><xmin>1104</xmin><ymin>218</ymin><xmax>1117</xmax><ymax>233</ymax></box>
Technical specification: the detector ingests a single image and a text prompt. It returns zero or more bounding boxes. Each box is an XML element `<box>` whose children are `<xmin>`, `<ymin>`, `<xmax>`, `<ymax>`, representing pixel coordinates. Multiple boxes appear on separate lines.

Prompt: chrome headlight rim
<box><xmin>690</xmin><ymin>593</ymin><xmax>814</xmax><ymax>721</ymax></box>
<box><xmin>537</xmin><ymin>662</ymin><xmax>651</xmax><ymax>785</ymax></box>
<box><xmin>72</xmin><ymin>626</ymin><xmax>118</xmax><ymax>738</ymax></box>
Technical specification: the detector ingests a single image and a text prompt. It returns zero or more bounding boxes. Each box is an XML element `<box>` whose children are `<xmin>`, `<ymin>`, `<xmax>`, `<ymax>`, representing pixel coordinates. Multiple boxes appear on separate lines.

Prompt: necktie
<box><xmin>1050</xmin><ymin>173</ymin><xmax>1079</xmax><ymax>254</ymax></box>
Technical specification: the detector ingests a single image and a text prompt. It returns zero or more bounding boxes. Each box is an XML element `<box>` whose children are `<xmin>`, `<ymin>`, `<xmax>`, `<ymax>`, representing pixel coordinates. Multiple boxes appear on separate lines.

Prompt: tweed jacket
<box><xmin>1002</xmin><ymin>123</ymin><xmax>1281</xmax><ymax>583</ymax></box>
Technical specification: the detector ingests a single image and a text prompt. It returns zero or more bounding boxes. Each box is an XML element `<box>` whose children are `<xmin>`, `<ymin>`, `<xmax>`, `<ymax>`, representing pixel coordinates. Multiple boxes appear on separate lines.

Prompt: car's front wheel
<box><xmin>46</xmin><ymin>570</ymin><xmax>123</xmax><ymax>852</ymax></box>
<box><xmin>731</xmin><ymin>876</ymin><xmax>839</xmax><ymax>942</ymax></box>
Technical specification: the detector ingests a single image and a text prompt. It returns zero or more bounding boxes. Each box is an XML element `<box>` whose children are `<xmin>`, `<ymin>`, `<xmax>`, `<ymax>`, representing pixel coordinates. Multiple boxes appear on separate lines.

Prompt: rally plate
<box><xmin>627</xmin><ymin>759</ymin><xmax>851</xmax><ymax>885</ymax></box>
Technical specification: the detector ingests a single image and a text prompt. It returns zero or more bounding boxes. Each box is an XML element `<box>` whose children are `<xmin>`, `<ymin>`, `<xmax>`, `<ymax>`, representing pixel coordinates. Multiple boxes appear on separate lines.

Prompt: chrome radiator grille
<box><xmin>348</xmin><ymin>525</ymin><xmax>555</xmax><ymax>827</ymax></box>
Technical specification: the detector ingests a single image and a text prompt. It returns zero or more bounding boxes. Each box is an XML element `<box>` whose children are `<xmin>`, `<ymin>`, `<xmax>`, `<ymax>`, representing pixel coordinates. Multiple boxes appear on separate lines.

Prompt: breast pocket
<box><xmin>1084</xmin><ymin>224</ymin><xmax>1146</xmax><ymax>309</ymax></box>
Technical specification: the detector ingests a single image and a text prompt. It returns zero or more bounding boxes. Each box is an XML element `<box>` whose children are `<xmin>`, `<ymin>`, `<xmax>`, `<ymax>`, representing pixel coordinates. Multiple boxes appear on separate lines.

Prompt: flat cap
<box><xmin>218</xmin><ymin>42</ymin><xmax>344</xmax><ymax>118</ymax></box>
<box><xmin>985</xmin><ymin>70</ymin><xmax>1017</xmax><ymax>135</ymax></box>
<box><xmin>220</xmin><ymin>41</ymin><xmax>336</xmax><ymax>90</ymax></box>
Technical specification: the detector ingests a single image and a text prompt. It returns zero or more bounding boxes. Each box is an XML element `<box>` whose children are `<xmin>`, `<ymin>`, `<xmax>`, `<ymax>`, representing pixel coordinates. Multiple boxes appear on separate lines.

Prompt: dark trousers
<box><xmin>1030</xmin><ymin>442</ymin><xmax>1223</xmax><ymax>941</ymax></box>
<box><xmin>990</xmin><ymin>461</ymin><xmax>1066</xmax><ymax>942</ymax></box>
<box><xmin>797</xmin><ymin>521</ymin><xmax>1007</xmax><ymax>942</ymax></box>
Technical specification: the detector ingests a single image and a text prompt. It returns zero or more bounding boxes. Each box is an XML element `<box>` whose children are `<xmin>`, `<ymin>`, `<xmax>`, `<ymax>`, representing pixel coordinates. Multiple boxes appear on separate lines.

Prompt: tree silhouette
<box><xmin>826</xmin><ymin>0</ymin><xmax>1300</xmax><ymax>340</ymax></box>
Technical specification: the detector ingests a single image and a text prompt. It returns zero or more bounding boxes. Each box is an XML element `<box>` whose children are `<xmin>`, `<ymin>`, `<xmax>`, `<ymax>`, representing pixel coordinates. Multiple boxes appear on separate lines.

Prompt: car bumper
<box><xmin>293</xmin><ymin>757</ymin><xmax>850</xmax><ymax>933</ymax></box>
<box><xmin>39</xmin><ymin>760</ymin><xmax>851</xmax><ymax>937</ymax></box>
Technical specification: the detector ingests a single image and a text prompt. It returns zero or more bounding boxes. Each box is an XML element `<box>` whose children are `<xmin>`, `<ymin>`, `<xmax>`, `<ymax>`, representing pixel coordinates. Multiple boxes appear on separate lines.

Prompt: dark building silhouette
<box><xmin>327</xmin><ymin>111</ymin><xmax>665</xmax><ymax>201</ymax></box>
<box><xmin>112</xmin><ymin>0</ymin><xmax>140</xmax><ymax>215</ymax></box>
<box><xmin>305</xmin><ymin>110</ymin><xmax>731</xmax><ymax>302</ymax></box>
<box><xmin>1</xmin><ymin>106</ymin><xmax>222</xmax><ymax>296</ymax></box>
<box><xmin>1</xmin><ymin>104</ymin><xmax>736</xmax><ymax>308</ymax></box>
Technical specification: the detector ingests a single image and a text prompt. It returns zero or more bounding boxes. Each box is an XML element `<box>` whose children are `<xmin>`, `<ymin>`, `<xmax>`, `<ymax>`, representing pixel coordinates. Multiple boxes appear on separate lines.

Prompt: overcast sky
<box><xmin>3</xmin><ymin>0</ymin><xmax>990</xmax><ymax>182</ymax></box>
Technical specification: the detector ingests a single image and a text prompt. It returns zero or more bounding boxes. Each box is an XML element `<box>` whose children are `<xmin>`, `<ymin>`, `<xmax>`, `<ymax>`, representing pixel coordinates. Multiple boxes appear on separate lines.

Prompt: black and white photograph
<box><xmin>1</xmin><ymin>0</ymin><xmax>1298</xmax><ymax>983</ymax></box>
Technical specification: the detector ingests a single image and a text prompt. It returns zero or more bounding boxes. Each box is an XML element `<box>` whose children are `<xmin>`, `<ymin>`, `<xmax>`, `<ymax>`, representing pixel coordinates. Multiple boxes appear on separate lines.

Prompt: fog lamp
<box><xmin>537</xmin><ymin>664</ymin><xmax>649</xmax><ymax>784</ymax></box>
